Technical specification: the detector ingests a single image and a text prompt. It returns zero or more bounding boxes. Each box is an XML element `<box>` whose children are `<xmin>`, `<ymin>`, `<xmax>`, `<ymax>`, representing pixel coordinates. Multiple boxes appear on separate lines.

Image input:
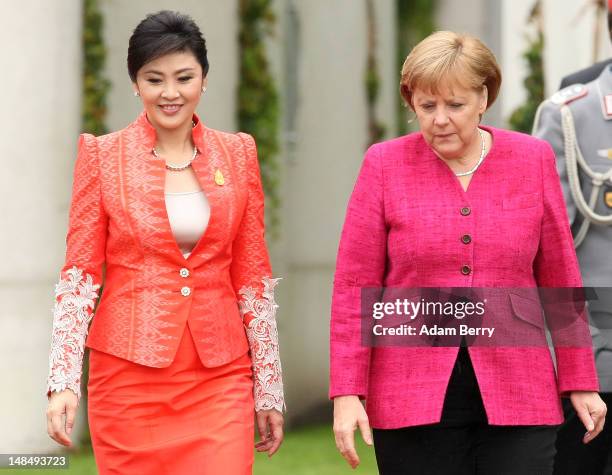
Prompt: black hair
<box><xmin>127</xmin><ymin>10</ymin><xmax>209</xmax><ymax>82</ymax></box>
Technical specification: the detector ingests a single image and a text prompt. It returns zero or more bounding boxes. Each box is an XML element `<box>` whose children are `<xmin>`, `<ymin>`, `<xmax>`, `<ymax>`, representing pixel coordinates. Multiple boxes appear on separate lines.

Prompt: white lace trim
<box><xmin>47</xmin><ymin>266</ymin><xmax>100</xmax><ymax>400</ymax></box>
<box><xmin>239</xmin><ymin>277</ymin><xmax>285</xmax><ymax>412</ymax></box>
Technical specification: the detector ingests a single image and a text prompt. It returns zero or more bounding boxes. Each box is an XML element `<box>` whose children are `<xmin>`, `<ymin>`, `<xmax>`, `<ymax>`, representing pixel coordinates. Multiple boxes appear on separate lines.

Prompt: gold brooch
<box><xmin>214</xmin><ymin>169</ymin><xmax>225</xmax><ymax>186</ymax></box>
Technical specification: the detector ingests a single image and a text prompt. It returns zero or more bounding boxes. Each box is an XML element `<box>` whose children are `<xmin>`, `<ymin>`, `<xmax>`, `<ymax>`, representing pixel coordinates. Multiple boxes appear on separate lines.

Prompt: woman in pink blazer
<box><xmin>330</xmin><ymin>31</ymin><xmax>606</xmax><ymax>474</ymax></box>
<box><xmin>45</xmin><ymin>11</ymin><xmax>283</xmax><ymax>474</ymax></box>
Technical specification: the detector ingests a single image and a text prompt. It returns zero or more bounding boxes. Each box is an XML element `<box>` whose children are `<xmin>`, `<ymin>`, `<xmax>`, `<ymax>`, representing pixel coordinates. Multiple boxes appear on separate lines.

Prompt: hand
<box><xmin>333</xmin><ymin>395</ymin><xmax>373</xmax><ymax>469</ymax></box>
<box><xmin>570</xmin><ymin>391</ymin><xmax>607</xmax><ymax>444</ymax></box>
<box><xmin>255</xmin><ymin>409</ymin><xmax>284</xmax><ymax>457</ymax></box>
<box><xmin>46</xmin><ymin>390</ymin><xmax>79</xmax><ymax>447</ymax></box>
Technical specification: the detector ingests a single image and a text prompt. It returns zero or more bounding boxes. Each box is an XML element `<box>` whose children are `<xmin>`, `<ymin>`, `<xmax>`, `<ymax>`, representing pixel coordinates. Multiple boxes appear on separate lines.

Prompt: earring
<box><xmin>201</xmin><ymin>87</ymin><xmax>207</xmax><ymax>94</ymax></box>
<box><xmin>134</xmin><ymin>91</ymin><xmax>140</xmax><ymax>97</ymax></box>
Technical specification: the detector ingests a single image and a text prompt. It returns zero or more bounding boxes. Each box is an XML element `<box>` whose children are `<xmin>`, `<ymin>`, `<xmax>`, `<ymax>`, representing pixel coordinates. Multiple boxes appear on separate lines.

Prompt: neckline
<box><xmin>130</xmin><ymin>112</ymin><xmax>215</xmax><ymax>264</ymax></box>
<box><xmin>429</xmin><ymin>125</ymin><xmax>497</xmax><ymax>196</ymax></box>
<box><xmin>135</xmin><ymin>109</ymin><xmax>207</xmax><ymax>153</ymax></box>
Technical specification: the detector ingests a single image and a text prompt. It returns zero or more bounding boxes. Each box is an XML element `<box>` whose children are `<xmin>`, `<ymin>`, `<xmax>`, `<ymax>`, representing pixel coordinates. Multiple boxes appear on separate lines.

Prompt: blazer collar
<box><xmin>134</xmin><ymin>109</ymin><xmax>207</xmax><ymax>153</ymax></box>
<box><xmin>124</xmin><ymin>110</ymin><xmax>233</xmax><ymax>265</ymax></box>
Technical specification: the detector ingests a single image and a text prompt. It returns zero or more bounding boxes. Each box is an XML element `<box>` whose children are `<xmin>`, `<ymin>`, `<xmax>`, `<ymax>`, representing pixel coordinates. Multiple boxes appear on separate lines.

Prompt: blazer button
<box><xmin>181</xmin><ymin>286</ymin><xmax>191</xmax><ymax>297</ymax></box>
<box><xmin>461</xmin><ymin>234</ymin><xmax>472</xmax><ymax>244</ymax></box>
<box><xmin>179</xmin><ymin>268</ymin><xmax>190</xmax><ymax>278</ymax></box>
<box><xmin>461</xmin><ymin>265</ymin><xmax>472</xmax><ymax>275</ymax></box>
<box><xmin>460</xmin><ymin>207</ymin><xmax>471</xmax><ymax>216</ymax></box>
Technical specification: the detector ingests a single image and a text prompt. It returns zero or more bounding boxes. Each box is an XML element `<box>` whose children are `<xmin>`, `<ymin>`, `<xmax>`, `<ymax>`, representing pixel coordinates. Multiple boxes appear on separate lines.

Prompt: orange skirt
<box><xmin>87</xmin><ymin>323</ymin><xmax>254</xmax><ymax>475</ymax></box>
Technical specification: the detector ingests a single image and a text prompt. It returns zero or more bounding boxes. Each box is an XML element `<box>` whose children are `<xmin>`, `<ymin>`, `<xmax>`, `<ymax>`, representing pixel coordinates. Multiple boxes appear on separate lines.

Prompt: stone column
<box><xmin>0</xmin><ymin>0</ymin><xmax>83</xmax><ymax>452</ymax></box>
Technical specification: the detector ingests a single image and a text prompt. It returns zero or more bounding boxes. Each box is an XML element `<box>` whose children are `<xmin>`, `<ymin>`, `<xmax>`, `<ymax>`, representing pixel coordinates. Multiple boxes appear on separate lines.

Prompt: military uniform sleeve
<box><xmin>47</xmin><ymin>133</ymin><xmax>107</xmax><ymax>400</ymax></box>
<box><xmin>533</xmin><ymin>99</ymin><xmax>577</xmax><ymax>225</ymax></box>
<box><xmin>232</xmin><ymin>132</ymin><xmax>284</xmax><ymax>413</ymax></box>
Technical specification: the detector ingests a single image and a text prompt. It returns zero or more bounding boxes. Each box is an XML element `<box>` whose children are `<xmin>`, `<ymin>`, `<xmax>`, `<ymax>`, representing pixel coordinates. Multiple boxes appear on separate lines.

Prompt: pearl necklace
<box><xmin>152</xmin><ymin>146</ymin><xmax>198</xmax><ymax>171</ymax></box>
<box><xmin>455</xmin><ymin>129</ymin><xmax>486</xmax><ymax>177</ymax></box>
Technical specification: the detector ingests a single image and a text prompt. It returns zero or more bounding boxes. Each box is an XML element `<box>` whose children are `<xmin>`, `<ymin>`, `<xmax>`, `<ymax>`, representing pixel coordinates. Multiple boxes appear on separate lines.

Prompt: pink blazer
<box><xmin>329</xmin><ymin>126</ymin><xmax>599</xmax><ymax>429</ymax></box>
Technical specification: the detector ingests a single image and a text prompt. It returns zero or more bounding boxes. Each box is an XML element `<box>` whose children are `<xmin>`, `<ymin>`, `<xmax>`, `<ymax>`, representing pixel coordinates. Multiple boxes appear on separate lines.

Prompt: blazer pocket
<box><xmin>509</xmin><ymin>293</ymin><xmax>545</xmax><ymax>329</ymax></box>
<box><xmin>502</xmin><ymin>192</ymin><xmax>541</xmax><ymax>210</ymax></box>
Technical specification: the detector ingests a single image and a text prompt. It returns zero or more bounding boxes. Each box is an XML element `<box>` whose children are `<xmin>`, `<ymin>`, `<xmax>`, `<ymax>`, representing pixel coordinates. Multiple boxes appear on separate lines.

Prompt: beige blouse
<box><xmin>164</xmin><ymin>190</ymin><xmax>210</xmax><ymax>258</ymax></box>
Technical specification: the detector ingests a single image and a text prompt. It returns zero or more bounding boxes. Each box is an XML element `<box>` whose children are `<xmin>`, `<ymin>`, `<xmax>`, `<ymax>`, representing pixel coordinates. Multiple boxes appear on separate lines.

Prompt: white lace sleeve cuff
<box><xmin>238</xmin><ymin>277</ymin><xmax>285</xmax><ymax>412</ymax></box>
<box><xmin>47</xmin><ymin>266</ymin><xmax>100</xmax><ymax>400</ymax></box>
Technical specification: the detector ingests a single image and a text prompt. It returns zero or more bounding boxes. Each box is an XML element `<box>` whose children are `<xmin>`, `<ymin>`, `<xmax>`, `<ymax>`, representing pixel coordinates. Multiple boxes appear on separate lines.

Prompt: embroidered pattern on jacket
<box><xmin>239</xmin><ymin>277</ymin><xmax>285</xmax><ymax>412</ymax></box>
<box><xmin>47</xmin><ymin>266</ymin><xmax>100</xmax><ymax>400</ymax></box>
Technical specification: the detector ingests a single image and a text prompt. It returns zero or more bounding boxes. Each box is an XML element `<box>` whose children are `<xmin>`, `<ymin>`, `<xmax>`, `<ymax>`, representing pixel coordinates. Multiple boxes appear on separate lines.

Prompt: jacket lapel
<box><xmin>118</xmin><ymin>115</ymin><xmax>184</xmax><ymax>264</ymax></box>
<box><xmin>187</xmin><ymin>127</ymin><xmax>236</xmax><ymax>265</ymax></box>
<box><xmin>119</xmin><ymin>111</ymin><xmax>233</xmax><ymax>265</ymax></box>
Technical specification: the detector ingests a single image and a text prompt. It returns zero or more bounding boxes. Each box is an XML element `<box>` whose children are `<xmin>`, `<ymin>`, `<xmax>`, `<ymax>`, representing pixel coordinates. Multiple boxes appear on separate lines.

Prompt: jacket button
<box><xmin>460</xmin><ymin>207</ymin><xmax>471</xmax><ymax>216</ymax></box>
<box><xmin>181</xmin><ymin>286</ymin><xmax>191</xmax><ymax>297</ymax></box>
<box><xmin>179</xmin><ymin>268</ymin><xmax>190</xmax><ymax>278</ymax></box>
<box><xmin>461</xmin><ymin>234</ymin><xmax>472</xmax><ymax>244</ymax></box>
<box><xmin>461</xmin><ymin>265</ymin><xmax>472</xmax><ymax>275</ymax></box>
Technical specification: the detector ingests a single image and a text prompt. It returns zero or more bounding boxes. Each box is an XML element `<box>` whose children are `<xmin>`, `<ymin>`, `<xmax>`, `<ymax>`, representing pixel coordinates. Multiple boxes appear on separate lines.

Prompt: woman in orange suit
<box><xmin>45</xmin><ymin>10</ymin><xmax>284</xmax><ymax>474</ymax></box>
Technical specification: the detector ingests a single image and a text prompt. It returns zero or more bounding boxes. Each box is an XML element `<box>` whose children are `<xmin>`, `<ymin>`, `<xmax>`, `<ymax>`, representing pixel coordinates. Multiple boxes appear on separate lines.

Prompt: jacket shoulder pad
<box><xmin>549</xmin><ymin>84</ymin><xmax>588</xmax><ymax>106</ymax></box>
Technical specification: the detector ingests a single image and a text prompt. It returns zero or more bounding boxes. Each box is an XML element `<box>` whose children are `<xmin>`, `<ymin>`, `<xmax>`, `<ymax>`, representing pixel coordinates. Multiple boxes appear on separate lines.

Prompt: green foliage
<box><xmin>396</xmin><ymin>0</ymin><xmax>437</xmax><ymax>134</ymax></box>
<box><xmin>238</xmin><ymin>0</ymin><xmax>281</xmax><ymax>236</ymax></box>
<box><xmin>82</xmin><ymin>0</ymin><xmax>110</xmax><ymax>135</ymax></box>
<box><xmin>365</xmin><ymin>0</ymin><xmax>386</xmax><ymax>146</ymax></box>
<box><xmin>508</xmin><ymin>1</ymin><xmax>545</xmax><ymax>133</ymax></box>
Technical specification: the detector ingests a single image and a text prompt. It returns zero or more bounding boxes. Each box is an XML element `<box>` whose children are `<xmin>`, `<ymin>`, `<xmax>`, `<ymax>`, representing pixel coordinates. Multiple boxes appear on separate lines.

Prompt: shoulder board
<box><xmin>549</xmin><ymin>84</ymin><xmax>588</xmax><ymax>106</ymax></box>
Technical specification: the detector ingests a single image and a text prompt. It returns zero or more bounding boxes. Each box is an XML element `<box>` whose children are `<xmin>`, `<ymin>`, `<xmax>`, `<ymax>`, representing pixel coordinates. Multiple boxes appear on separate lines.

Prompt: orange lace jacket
<box><xmin>47</xmin><ymin>111</ymin><xmax>284</xmax><ymax>412</ymax></box>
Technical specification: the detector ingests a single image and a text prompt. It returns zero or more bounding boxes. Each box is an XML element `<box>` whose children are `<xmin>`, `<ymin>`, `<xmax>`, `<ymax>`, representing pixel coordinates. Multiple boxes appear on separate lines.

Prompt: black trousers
<box><xmin>373</xmin><ymin>347</ymin><xmax>558</xmax><ymax>475</ymax></box>
<box><xmin>553</xmin><ymin>392</ymin><xmax>612</xmax><ymax>475</ymax></box>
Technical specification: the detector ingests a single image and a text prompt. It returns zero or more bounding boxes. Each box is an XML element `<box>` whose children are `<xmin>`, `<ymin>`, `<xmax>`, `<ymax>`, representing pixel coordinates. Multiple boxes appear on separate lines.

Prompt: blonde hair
<box><xmin>400</xmin><ymin>31</ymin><xmax>501</xmax><ymax>110</ymax></box>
